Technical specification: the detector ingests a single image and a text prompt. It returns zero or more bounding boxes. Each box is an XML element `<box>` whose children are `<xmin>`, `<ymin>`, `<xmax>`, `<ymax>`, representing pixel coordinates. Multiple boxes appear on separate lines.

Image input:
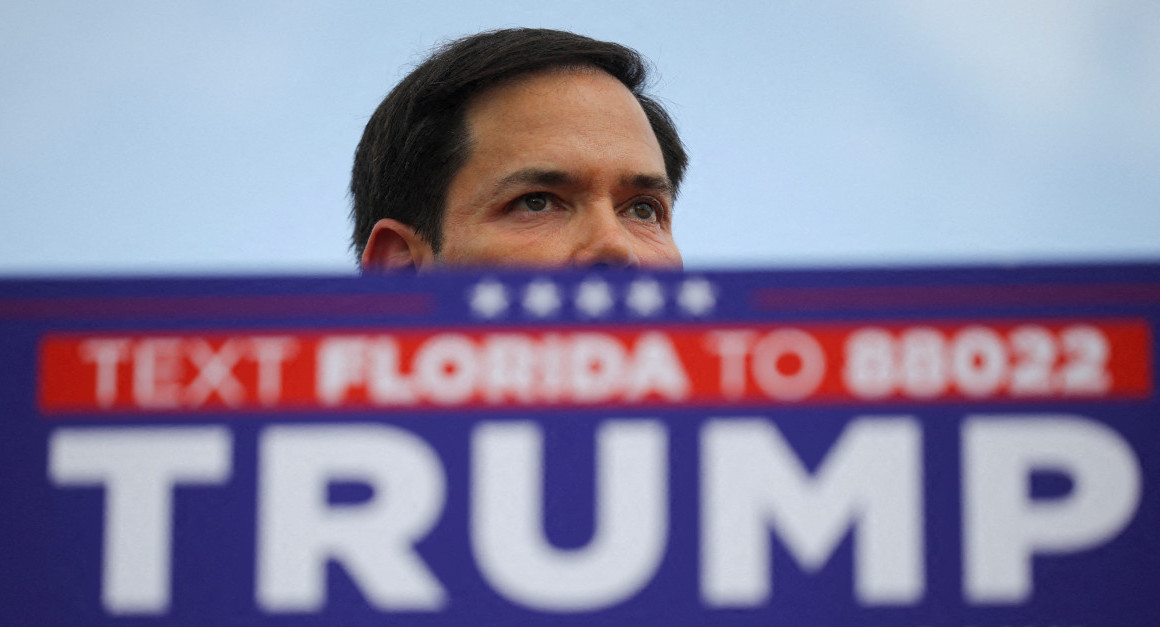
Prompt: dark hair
<box><xmin>349</xmin><ymin>27</ymin><xmax>688</xmax><ymax>259</ymax></box>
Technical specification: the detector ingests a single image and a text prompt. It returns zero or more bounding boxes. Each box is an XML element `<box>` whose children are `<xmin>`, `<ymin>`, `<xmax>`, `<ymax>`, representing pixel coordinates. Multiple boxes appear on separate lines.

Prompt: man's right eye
<box><xmin>520</xmin><ymin>193</ymin><xmax>549</xmax><ymax>212</ymax></box>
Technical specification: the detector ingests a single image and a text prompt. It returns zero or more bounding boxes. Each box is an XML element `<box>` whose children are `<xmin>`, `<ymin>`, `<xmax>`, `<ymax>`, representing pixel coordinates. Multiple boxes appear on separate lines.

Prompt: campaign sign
<box><xmin>2</xmin><ymin>265</ymin><xmax>1158</xmax><ymax>625</ymax></box>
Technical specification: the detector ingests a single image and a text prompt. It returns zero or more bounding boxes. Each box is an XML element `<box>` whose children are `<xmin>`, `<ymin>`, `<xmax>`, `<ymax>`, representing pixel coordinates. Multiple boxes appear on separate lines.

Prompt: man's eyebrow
<box><xmin>623</xmin><ymin>173</ymin><xmax>674</xmax><ymax>198</ymax></box>
<box><xmin>493</xmin><ymin>168</ymin><xmax>579</xmax><ymax>194</ymax></box>
<box><xmin>492</xmin><ymin>168</ymin><xmax>674</xmax><ymax>198</ymax></box>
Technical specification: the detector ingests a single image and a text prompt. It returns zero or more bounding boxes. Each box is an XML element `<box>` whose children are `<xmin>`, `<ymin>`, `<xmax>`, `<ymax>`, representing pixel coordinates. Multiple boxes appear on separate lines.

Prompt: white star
<box><xmin>575</xmin><ymin>278</ymin><xmax>614</xmax><ymax>318</ymax></box>
<box><xmin>522</xmin><ymin>279</ymin><xmax>561</xmax><ymax>318</ymax></box>
<box><xmin>625</xmin><ymin>278</ymin><xmax>665</xmax><ymax>317</ymax></box>
<box><xmin>677</xmin><ymin>277</ymin><xmax>716</xmax><ymax>316</ymax></box>
<box><xmin>469</xmin><ymin>279</ymin><xmax>508</xmax><ymax>318</ymax></box>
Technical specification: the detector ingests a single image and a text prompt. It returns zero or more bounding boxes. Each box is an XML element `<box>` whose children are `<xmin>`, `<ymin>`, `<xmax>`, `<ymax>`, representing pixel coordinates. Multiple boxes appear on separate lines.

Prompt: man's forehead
<box><xmin>442</xmin><ymin>65</ymin><xmax>669</xmax><ymax>214</ymax></box>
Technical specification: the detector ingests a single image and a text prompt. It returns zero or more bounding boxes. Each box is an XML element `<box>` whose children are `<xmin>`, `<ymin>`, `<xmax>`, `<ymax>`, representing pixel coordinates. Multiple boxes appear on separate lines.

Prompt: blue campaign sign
<box><xmin>2</xmin><ymin>264</ymin><xmax>1158</xmax><ymax>625</ymax></box>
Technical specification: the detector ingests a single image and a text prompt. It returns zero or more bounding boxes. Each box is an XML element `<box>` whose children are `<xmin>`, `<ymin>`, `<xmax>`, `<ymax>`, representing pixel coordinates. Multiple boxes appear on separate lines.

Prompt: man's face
<box><xmin>435</xmin><ymin>68</ymin><xmax>682</xmax><ymax>269</ymax></box>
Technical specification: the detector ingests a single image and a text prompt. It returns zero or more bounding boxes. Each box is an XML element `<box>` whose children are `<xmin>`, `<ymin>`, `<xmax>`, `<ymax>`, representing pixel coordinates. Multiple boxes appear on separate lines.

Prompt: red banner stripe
<box><xmin>38</xmin><ymin>319</ymin><xmax>1152</xmax><ymax>415</ymax></box>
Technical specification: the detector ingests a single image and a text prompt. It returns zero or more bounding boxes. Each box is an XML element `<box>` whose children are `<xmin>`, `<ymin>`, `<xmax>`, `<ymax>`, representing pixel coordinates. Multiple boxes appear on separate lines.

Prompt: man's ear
<box><xmin>361</xmin><ymin>218</ymin><xmax>436</xmax><ymax>272</ymax></box>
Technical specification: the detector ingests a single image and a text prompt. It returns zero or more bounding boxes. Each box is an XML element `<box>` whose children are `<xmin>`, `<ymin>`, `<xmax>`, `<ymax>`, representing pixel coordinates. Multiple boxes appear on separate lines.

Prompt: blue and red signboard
<box><xmin>2</xmin><ymin>264</ymin><xmax>1158</xmax><ymax>625</ymax></box>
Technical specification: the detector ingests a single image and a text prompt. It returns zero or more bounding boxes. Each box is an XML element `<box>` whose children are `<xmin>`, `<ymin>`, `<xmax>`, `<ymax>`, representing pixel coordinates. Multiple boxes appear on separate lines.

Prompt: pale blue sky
<box><xmin>2</xmin><ymin>1</ymin><xmax>1157</xmax><ymax>275</ymax></box>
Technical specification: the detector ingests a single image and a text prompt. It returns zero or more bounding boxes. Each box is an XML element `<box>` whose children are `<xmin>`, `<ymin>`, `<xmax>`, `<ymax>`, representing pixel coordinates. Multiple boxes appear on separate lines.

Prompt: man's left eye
<box><xmin>629</xmin><ymin>201</ymin><xmax>658</xmax><ymax>222</ymax></box>
<box><xmin>521</xmin><ymin>193</ymin><xmax>550</xmax><ymax>212</ymax></box>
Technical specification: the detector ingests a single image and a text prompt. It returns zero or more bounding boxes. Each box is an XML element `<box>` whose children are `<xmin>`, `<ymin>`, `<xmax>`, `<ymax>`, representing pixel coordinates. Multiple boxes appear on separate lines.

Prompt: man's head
<box><xmin>351</xmin><ymin>28</ymin><xmax>687</xmax><ymax>271</ymax></box>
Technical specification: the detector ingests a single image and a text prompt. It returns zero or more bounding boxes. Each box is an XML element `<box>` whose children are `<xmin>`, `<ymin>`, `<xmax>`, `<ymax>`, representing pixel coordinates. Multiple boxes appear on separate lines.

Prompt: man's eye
<box><xmin>520</xmin><ymin>193</ymin><xmax>550</xmax><ymax>212</ymax></box>
<box><xmin>629</xmin><ymin>201</ymin><xmax>659</xmax><ymax>222</ymax></box>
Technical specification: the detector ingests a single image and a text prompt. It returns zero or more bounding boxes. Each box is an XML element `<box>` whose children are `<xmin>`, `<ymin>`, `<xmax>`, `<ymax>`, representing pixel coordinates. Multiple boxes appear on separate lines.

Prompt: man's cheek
<box><xmin>635</xmin><ymin>238</ymin><xmax>683</xmax><ymax>269</ymax></box>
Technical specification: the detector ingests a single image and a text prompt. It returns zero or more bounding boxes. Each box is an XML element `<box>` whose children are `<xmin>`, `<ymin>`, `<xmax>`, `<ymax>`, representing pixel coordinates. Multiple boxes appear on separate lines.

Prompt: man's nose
<box><xmin>570</xmin><ymin>206</ymin><xmax>639</xmax><ymax>268</ymax></box>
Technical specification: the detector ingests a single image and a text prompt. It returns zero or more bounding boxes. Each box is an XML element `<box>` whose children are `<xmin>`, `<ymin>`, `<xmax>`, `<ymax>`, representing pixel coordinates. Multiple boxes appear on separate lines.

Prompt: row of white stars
<box><xmin>469</xmin><ymin>277</ymin><xmax>717</xmax><ymax>319</ymax></box>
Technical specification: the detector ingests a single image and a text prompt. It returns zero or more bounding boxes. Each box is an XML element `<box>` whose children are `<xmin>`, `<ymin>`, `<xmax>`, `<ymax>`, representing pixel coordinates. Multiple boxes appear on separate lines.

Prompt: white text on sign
<box><xmin>49</xmin><ymin>414</ymin><xmax>1141</xmax><ymax>615</ymax></box>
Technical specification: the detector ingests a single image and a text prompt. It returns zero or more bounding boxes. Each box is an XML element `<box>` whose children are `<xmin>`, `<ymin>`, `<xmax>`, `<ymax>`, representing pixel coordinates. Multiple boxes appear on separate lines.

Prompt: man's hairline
<box><xmin>428</xmin><ymin>63</ymin><xmax>669</xmax><ymax>256</ymax></box>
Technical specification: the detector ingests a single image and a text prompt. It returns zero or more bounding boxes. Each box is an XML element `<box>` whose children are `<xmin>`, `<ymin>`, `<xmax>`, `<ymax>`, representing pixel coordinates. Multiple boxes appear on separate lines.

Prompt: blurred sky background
<box><xmin>2</xmin><ymin>0</ymin><xmax>1158</xmax><ymax>276</ymax></box>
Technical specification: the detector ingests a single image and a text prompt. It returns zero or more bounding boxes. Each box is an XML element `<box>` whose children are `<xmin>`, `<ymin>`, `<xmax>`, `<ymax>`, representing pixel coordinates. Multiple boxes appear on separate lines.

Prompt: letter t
<box><xmin>48</xmin><ymin>427</ymin><xmax>232</xmax><ymax>614</ymax></box>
